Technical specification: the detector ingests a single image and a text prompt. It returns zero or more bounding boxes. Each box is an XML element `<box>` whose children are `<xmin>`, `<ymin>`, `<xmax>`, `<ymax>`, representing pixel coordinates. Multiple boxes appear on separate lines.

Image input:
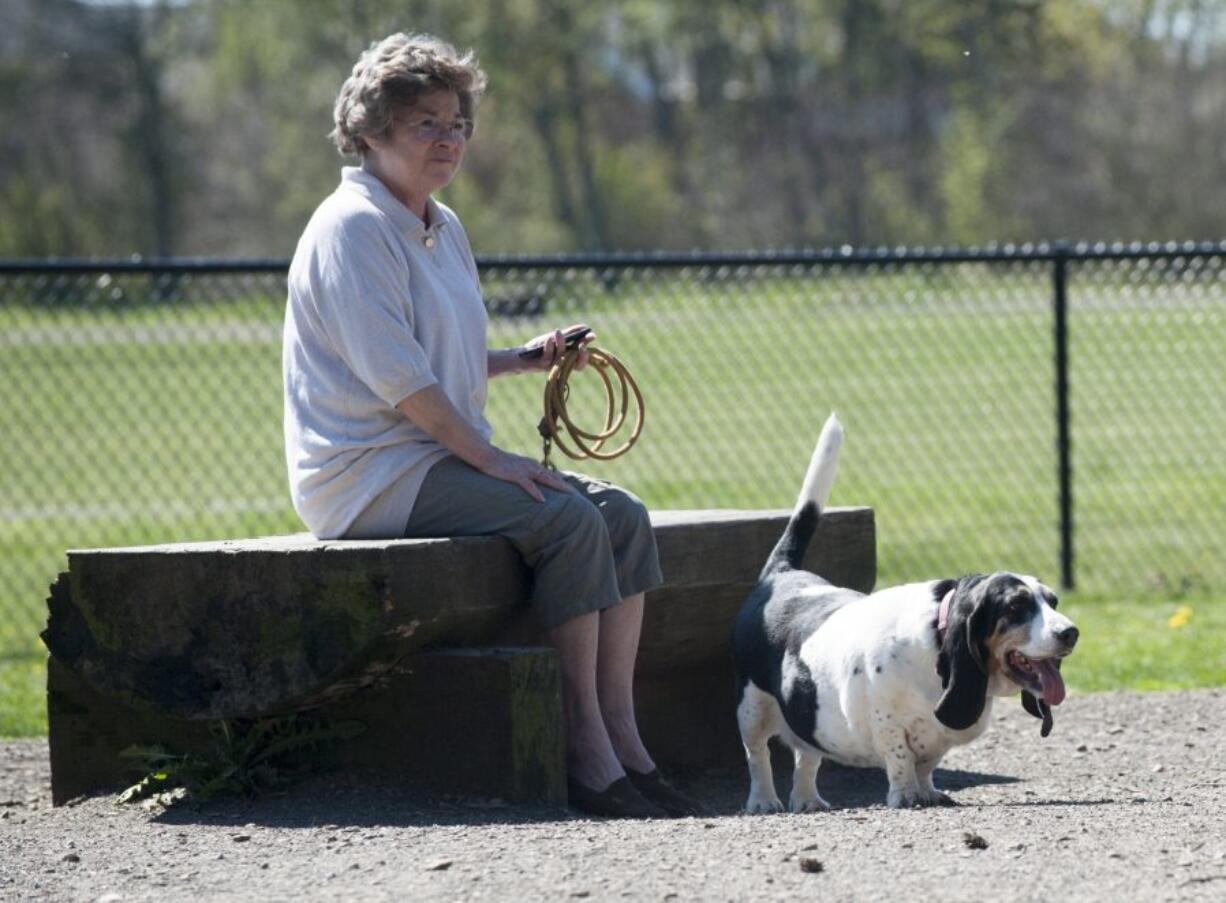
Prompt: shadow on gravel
<box><xmin>140</xmin><ymin>760</ymin><xmax>1023</xmax><ymax>829</ymax></box>
<box><xmin>813</xmin><ymin>762</ymin><xmax>1021</xmax><ymax>809</ymax></box>
<box><xmin>143</xmin><ymin>771</ymin><xmax>582</xmax><ymax>829</ymax></box>
<box><xmin>995</xmin><ymin>798</ymin><xmax>1120</xmax><ymax>808</ymax></box>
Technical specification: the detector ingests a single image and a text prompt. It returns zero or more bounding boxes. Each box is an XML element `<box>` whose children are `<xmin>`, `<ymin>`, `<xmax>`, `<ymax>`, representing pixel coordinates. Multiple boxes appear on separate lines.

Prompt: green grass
<box><xmin>1</xmin><ymin>653</ymin><xmax>48</xmax><ymax>737</ymax></box>
<box><xmin>2</xmin><ymin>265</ymin><xmax>1224</xmax><ymax>736</ymax></box>
<box><xmin>1060</xmin><ymin>590</ymin><xmax>1226</xmax><ymax>693</ymax></box>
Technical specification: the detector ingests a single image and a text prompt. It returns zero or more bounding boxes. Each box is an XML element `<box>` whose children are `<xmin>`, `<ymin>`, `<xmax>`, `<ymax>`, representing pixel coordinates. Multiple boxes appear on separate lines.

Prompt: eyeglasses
<box><xmin>394</xmin><ymin>115</ymin><xmax>475</xmax><ymax>142</ymax></box>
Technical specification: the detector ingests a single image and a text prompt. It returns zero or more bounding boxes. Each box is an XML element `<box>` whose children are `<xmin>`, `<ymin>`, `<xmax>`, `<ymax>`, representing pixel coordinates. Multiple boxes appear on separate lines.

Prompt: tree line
<box><xmin>1</xmin><ymin>0</ymin><xmax>1223</xmax><ymax>258</ymax></box>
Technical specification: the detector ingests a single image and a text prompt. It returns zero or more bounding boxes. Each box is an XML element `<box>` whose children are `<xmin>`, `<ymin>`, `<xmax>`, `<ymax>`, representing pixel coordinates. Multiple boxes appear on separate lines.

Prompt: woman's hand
<box><xmin>480</xmin><ymin>449</ymin><xmax>573</xmax><ymax>502</ymax></box>
<box><xmin>396</xmin><ymin>385</ymin><xmax>573</xmax><ymax>502</ymax></box>
<box><xmin>520</xmin><ymin>324</ymin><xmax>595</xmax><ymax>372</ymax></box>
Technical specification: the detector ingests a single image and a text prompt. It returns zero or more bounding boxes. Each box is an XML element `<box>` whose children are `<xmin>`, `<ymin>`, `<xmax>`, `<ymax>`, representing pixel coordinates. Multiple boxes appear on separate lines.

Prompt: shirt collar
<box><xmin>340</xmin><ymin>166</ymin><xmax>449</xmax><ymax>239</ymax></box>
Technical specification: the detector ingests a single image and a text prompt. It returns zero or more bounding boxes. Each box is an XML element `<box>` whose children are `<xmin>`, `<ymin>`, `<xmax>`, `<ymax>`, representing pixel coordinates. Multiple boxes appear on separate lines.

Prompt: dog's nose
<box><xmin>1056</xmin><ymin>626</ymin><xmax>1079</xmax><ymax>648</ymax></box>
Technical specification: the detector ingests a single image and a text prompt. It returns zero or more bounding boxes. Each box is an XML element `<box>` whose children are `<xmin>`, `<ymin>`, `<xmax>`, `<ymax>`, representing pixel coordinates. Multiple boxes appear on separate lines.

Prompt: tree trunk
<box><xmin>117</xmin><ymin>6</ymin><xmax>177</xmax><ymax>258</ymax></box>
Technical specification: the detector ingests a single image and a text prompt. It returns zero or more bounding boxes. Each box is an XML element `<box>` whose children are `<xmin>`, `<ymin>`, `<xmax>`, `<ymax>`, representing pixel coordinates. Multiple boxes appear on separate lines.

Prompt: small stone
<box><xmin>425</xmin><ymin>860</ymin><xmax>453</xmax><ymax>871</ymax></box>
<box><xmin>962</xmin><ymin>832</ymin><xmax>989</xmax><ymax>850</ymax></box>
<box><xmin>798</xmin><ymin>857</ymin><xmax>824</xmax><ymax>874</ymax></box>
<box><xmin>1152</xmin><ymin>764</ymin><xmax>1165</xmax><ymax>773</ymax></box>
<box><xmin>62</xmin><ymin>854</ymin><xmax>80</xmax><ymax>863</ymax></box>
<box><xmin>232</xmin><ymin>835</ymin><xmax>252</xmax><ymax>843</ymax></box>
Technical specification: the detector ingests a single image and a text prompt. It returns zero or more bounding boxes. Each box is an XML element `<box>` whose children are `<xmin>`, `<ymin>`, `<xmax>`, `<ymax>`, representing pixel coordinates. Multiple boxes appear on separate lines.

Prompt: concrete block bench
<box><xmin>41</xmin><ymin>507</ymin><xmax>875</xmax><ymax>806</ymax></box>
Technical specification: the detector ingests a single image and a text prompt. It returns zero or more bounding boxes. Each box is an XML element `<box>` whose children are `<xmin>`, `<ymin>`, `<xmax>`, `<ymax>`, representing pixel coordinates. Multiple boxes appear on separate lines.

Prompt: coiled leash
<box><xmin>536</xmin><ymin>340</ymin><xmax>645</xmax><ymax>471</ymax></box>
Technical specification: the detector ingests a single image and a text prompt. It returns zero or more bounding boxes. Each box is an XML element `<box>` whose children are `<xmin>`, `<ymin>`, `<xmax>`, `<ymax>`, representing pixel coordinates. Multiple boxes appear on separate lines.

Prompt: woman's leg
<box><xmin>546</xmin><ymin>611</ymin><xmax>626</xmax><ymax>791</ymax></box>
<box><xmin>549</xmin><ymin>591</ymin><xmax>659</xmax><ymax>785</ymax></box>
<box><xmin>594</xmin><ymin>592</ymin><xmax>656</xmax><ymax>774</ymax></box>
<box><xmin>403</xmin><ymin>459</ymin><xmax>666</xmax><ymax>798</ymax></box>
<box><xmin>553</xmin><ymin>474</ymin><xmax>663</xmax><ymax>775</ymax></box>
<box><xmin>594</xmin><ymin>593</ymin><xmax>707</xmax><ymax>816</ymax></box>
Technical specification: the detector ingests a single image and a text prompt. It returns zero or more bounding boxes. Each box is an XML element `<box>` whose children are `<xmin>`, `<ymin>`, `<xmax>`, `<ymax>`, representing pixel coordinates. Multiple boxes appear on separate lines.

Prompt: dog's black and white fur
<box><xmin>732</xmin><ymin>415</ymin><xmax>1079</xmax><ymax>811</ymax></box>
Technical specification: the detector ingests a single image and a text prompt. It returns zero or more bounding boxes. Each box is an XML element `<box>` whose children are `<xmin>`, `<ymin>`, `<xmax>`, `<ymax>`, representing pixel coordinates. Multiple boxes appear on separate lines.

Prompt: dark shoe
<box><xmin>625</xmin><ymin>768</ymin><xmax>709</xmax><ymax>817</ymax></box>
<box><xmin>567</xmin><ymin>776</ymin><xmax>668</xmax><ymax>819</ymax></box>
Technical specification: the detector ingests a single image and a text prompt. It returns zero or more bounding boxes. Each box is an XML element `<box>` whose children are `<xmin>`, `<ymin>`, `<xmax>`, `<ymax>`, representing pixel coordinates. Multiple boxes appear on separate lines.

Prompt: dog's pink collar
<box><xmin>937</xmin><ymin>589</ymin><xmax>955</xmax><ymax>644</ymax></box>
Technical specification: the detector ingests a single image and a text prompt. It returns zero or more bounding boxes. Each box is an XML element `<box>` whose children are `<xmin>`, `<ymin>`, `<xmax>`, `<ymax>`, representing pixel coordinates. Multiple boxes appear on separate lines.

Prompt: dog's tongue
<box><xmin>1035</xmin><ymin>658</ymin><xmax>1066</xmax><ymax>706</ymax></box>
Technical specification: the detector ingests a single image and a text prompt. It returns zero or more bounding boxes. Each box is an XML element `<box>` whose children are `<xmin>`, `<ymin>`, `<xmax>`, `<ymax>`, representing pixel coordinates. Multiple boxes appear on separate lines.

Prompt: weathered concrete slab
<box><xmin>322</xmin><ymin>647</ymin><xmax>567</xmax><ymax>806</ymax></box>
<box><xmin>43</xmin><ymin>507</ymin><xmax>875</xmax><ymax>802</ymax></box>
<box><xmin>47</xmin><ymin>646</ymin><xmax>565</xmax><ymax>806</ymax></box>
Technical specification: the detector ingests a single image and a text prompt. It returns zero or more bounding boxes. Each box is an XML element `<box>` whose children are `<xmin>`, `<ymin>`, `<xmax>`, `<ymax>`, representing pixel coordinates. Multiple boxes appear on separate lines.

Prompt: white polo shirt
<box><xmin>283</xmin><ymin>166</ymin><xmax>491</xmax><ymax>539</ymax></box>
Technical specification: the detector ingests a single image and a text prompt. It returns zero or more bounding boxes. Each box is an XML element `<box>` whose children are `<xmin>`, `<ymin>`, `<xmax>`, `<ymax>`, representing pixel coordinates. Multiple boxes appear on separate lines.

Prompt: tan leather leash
<box><xmin>538</xmin><ymin>343</ymin><xmax>645</xmax><ymax>470</ymax></box>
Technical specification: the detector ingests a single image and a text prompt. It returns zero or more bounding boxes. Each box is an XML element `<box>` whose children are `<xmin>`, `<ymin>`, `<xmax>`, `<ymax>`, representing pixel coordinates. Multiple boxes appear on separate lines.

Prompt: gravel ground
<box><xmin>3</xmin><ymin>688</ymin><xmax>1225</xmax><ymax>902</ymax></box>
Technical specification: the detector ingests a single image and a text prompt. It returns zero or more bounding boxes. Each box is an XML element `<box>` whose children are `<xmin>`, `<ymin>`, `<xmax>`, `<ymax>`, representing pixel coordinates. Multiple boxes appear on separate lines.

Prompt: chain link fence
<box><xmin>2</xmin><ymin>244</ymin><xmax>1223</xmax><ymax>660</ymax></box>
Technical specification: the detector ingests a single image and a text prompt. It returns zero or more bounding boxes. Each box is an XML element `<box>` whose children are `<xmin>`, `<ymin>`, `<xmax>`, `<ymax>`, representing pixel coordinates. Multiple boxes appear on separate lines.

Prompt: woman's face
<box><xmin>365</xmin><ymin>90</ymin><xmax>469</xmax><ymax>212</ymax></box>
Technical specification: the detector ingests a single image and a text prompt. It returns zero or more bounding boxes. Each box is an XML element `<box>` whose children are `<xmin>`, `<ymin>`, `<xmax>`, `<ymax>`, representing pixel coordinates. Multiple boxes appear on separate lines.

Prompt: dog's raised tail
<box><xmin>761</xmin><ymin>413</ymin><xmax>844</xmax><ymax>578</ymax></box>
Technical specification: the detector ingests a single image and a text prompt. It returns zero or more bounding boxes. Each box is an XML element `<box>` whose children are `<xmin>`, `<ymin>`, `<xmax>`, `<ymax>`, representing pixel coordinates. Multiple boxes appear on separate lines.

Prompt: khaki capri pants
<box><xmin>404</xmin><ymin>456</ymin><xmax>663</xmax><ymax>631</ymax></box>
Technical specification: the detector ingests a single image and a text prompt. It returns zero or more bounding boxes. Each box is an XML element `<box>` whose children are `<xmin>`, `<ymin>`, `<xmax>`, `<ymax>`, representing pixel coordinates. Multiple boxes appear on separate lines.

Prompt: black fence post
<box><xmin>1052</xmin><ymin>243</ymin><xmax>1075</xmax><ymax>589</ymax></box>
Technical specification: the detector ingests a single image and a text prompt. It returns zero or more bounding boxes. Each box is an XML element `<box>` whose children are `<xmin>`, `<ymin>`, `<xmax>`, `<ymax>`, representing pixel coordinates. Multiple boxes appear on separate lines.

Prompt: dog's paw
<box><xmin>931</xmin><ymin>790</ymin><xmax>957</xmax><ymax>807</ymax></box>
<box><xmin>788</xmin><ymin>792</ymin><xmax>832</xmax><ymax>814</ymax></box>
<box><xmin>744</xmin><ymin>793</ymin><xmax>785</xmax><ymax>815</ymax></box>
<box><xmin>887</xmin><ymin>787</ymin><xmax>956</xmax><ymax>809</ymax></box>
<box><xmin>887</xmin><ymin>789</ymin><xmax>923</xmax><ymax>809</ymax></box>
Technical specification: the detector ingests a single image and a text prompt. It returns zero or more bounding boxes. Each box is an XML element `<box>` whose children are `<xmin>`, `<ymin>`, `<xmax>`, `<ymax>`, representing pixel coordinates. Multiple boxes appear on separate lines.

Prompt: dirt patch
<box><xmin>3</xmin><ymin>689</ymin><xmax>1225</xmax><ymax>901</ymax></box>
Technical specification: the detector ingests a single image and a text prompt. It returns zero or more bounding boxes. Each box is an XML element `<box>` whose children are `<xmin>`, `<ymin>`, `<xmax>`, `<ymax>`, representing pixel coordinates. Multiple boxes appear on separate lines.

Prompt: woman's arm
<box><xmin>487</xmin><ymin>346</ymin><xmax>531</xmax><ymax>378</ymax></box>
<box><xmin>487</xmin><ymin>325</ymin><xmax>594</xmax><ymax>379</ymax></box>
<box><xmin>396</xmin><ymin>384</ymin><xmax>570</xmax><ymax>501</ymax></box>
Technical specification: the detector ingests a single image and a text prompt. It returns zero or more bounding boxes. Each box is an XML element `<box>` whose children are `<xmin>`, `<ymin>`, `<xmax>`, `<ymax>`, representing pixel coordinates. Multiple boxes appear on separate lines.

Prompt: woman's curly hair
<box><xmin>330</xmin><ymin>32</ymin><xmax>488</xmax><ymax>156</ymax></box>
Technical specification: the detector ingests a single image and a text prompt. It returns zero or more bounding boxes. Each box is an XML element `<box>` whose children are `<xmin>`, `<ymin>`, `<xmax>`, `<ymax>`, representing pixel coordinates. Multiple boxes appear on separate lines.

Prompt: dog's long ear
<box><xmin>1021</xmin><ymin>691</ymin><xmax>1054</xmax><ymax>737</ymax></box>
<box><xmin>934</xmin><ymin>582</ymin><xmax>991</xmax><ymax>731</ymax></box>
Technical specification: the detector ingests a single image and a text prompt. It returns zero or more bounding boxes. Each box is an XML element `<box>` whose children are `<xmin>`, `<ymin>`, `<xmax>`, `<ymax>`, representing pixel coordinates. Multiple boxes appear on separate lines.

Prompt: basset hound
<box><xmin>732</xmin><ymin>415</ymin><xmax>1079</xmax><ymax>811</ymax></box>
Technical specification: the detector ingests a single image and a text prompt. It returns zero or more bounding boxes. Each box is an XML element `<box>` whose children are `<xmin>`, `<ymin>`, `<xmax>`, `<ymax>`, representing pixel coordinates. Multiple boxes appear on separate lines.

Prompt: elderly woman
<box><xmin>282</xmin><ymin>33</ymin><xmax>698</xmax><ymax>819</ymax></box>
